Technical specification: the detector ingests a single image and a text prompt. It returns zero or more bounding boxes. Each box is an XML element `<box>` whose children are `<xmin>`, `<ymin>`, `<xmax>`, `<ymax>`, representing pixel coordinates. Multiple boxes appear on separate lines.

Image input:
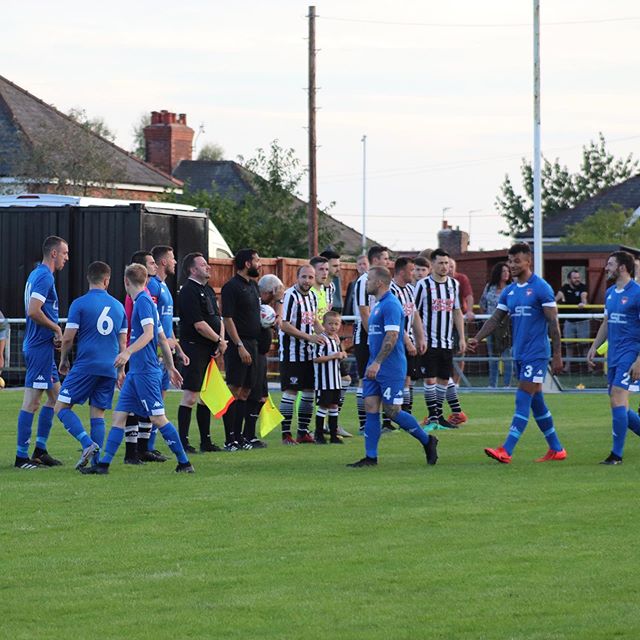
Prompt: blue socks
<box><xmin>17</xmin><ymin>410</ymin><xmax>35</xmax><ymax>458</ymax></box>
<box><xmin>503</xmin><ymin>389</ymin><xmax>532</xmax><ymax>455</ymax></box>
<box><xmin>148</xmin><ymin>426</ymin><xmax>158</xmax><ymax>451</ymax></box>
<box><xmin>35</xmin><ymin>405</ymin><xmax>54</xmax><ymax>450</ymax></box>
<box><xmin>90</xmin><ymin>418</ymin><xmax>106</xmax><ymax>449</ymax></box>
<box><xmin>58</xmin><ymin>408</ymin><xmax>93</xmax><ymax>449</ymax></box>
<box><xmin>364</xmin><ymin>412</ymin><xmax>381</xmax><ymax>459</ymax></box>
<box><xmin>531</xmin><ymin>392</ymin><xmax>563</xmax><ymax>451</ymax></box>
<box><xmin>100</xmin><ymin>427</ymin><xmax>125</xmax><ymax>464</ymax></box>
<box><xmin>159</xmin><ymin>423</ymin><xmax>189</xmax><ymax>463</ymax></box>
<box><xmin>612</xmin><ymin>405</ymin><xmax>628</xmax><ymax>458</ymax></box>
<box><xmin>393</xmin><ymin>410</ymin><xmax>431</xmax><ymax>446</ymax></box>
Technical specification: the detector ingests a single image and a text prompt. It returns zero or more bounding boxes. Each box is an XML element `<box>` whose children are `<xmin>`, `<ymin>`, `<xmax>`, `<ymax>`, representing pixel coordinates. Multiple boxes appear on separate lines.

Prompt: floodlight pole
<box><xmin>361</xmin><ymin>134</ymin><xmax>367</xmax><ymax>253</ymax></box>
<box><xmin>533</xmin><ymin>0</ymin><xmax>543</xmax><ymax>275</ymax></box>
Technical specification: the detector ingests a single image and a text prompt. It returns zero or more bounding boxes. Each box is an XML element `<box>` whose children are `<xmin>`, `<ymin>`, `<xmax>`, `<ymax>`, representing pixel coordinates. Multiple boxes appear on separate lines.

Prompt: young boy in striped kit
<box><xmin>312</xmin><ymin>311</ymin><xmax>348</xmax><ymax>444</ymax></box>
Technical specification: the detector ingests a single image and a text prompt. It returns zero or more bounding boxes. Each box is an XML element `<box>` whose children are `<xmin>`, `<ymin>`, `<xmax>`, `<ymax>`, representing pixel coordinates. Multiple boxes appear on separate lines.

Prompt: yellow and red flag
<box><xmin>200</xmin><ymin>358</ymin><xmax>235</xmax><ymax>418</ymax></box>
<box><xmin>258</xmin><ymin>394</ymin><xmax>284</xmax><ymax>438</ymax></box>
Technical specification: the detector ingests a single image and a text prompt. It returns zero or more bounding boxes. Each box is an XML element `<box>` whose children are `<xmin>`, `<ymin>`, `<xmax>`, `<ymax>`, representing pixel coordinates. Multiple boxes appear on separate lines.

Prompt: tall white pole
<box><xmin>533</xmin><ymin>0</ymin><xmax>543</xmax><ymax>275</ymax></box>
<box><xmin>361</xmin><ymin>134</ymin><xmax>367</xmax><ymax>253</ymax></box>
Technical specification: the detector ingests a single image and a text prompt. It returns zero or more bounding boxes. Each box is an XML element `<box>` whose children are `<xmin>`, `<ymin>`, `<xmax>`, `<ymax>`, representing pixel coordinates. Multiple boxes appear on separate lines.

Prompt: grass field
<box><xmin>1</xmin><ymin>389</ymin><xmax>639</xmax><ymax>640</ymax></box>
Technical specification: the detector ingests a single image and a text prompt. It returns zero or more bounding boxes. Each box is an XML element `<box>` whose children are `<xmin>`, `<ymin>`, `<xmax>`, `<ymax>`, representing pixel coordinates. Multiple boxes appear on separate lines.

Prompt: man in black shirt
<box><xmin>177</xmin><ymin>253</ymin><xmax>227</xmax><ymax>453</ymax></box>
<box><xmin>555</xmin><ymin>269</ymin><xmax>589</xmax><ymax>373</ymax></box>
<box><xmin>221</xmin><ymin>248</ymin><xmax>263</xmax><ymax>451</ymax></box>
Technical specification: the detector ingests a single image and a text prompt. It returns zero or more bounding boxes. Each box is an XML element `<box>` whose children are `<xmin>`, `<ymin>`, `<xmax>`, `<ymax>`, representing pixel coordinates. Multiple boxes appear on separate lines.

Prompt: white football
<box><xmin>260</xmin><ymin>304</ymin><xmax>276</xmax><ymax>328</ymax></box>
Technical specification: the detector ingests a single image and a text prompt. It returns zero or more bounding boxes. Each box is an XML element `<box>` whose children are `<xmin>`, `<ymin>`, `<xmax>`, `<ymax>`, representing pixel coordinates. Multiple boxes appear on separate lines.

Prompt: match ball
<box><xmin>260</xmin><ymin>304</ymin><xmax>276</xmax><ymax>328</ymax></box>
<box><xmin>0</xmin><ymin>376</ymin><xmax>5</xmax><ymax>389</ymax></box>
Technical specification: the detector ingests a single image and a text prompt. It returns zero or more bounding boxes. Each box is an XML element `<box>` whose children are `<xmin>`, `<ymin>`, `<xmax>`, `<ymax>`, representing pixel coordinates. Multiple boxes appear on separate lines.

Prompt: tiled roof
<box><xmin>0</xmin><ymin>75</ymin><xmax>179</xmax><ymax>189</ymax></box>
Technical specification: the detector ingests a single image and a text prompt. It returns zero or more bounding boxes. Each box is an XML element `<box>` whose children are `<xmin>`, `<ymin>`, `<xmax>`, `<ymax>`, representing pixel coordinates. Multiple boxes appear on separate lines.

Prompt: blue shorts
<box><xmin>24</xmin><ymin>347</ymin><xmax>59</xmax><ymax>389</ymax></box>
<box><xmin>116</xmin><ymin>371</ymin><xmax>165</xmax><ymax>416</ymax></box>
<box><xmin>363</xmin><ymin>374</ymin><xmax>404</xmax><ymax>405</ymax></box>
<box><xmin>608</xmin><ymin>358</ymin><xmax>640</xmax><ymax>393</ymax></box>
<box><xmin>57</xmin><ymin>370</ymin><xmax>116</xmax><ymax>409</ymax></box>
<box><xmin>514</xmin><ymin>359</ymin><xmax>548</xmax><ymax>384</ymax></box>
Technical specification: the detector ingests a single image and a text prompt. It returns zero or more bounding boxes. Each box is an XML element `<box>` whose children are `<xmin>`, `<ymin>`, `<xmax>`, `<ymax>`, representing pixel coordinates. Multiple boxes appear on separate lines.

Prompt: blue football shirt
<box><xmin>66</xmin><ymin>289</ymin><xmax>128</xmax><ymax>378</ymax></box>
<box><xmin>497</xmin><ymin>274</ymin><xmax>556</xmax><ymax>362</ymax></box>
<box><xmin>604</xmin><ymin>279</ymin><xmax>640</xmax><ymax>368</ymax></box>
<box><xmin>147</xmin><ymin>275</ymin><xmax>174</xmax><ymax>338</ymax></box>
<box><xmin>129</xmin><ymin>291</ymin><xmax>162</xmax><ymax>375</ymax></box>
<box><xmin>367</xmin><ymin>291</ymin><xmax>406</xmax><ymax>376</ymax></box>
<box><xmin>23</xmin><ymin>263</ymin><xmax>58</xmax><ymax>350</ymax></box>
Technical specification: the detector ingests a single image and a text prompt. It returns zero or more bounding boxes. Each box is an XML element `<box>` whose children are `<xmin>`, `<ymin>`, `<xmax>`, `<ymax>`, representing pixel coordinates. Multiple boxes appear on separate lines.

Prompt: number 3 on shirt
<box><xmin>524</xmin><ymin>365</ymin><xmax>533</xmax><ymax>378</ymax></box>
<box><xmin>96</xmin><ymin>306</ymin><xmax>114</xmax><ymax>335</ymax></box>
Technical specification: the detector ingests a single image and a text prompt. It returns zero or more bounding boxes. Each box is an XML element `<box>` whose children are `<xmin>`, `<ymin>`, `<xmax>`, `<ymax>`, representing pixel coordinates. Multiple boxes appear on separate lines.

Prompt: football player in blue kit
<box><xmin>15</xmin><ymin>236</ymin><xmax>69</xmax><ymax>470</ymax></box>
<box><xmin>587</xmin><ymin>251</ymin><xmax>640</xmax><ymax>465</ymax></box>
<box><xmin>347</xmin><ymin>266</ymin><xmax>438</xmax><ymax>467</ymax></box>
<box><xmin>469</xmin><ymin>243</ymin><xmax>566</xmax><ymax>464</ymax></box>
<box><xmin>81</xmin><ymin>263</ymin><xmax>194</xmax><ymax>474</ymax></box>
<box><xmin>54</xmin><ymin>261</ymin><xmax>127</xmax><ymax>468</ymax></box>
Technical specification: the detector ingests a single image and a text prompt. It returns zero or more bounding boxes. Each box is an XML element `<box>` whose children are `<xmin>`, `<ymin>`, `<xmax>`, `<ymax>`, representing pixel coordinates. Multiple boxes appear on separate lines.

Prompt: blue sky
<box><xmin>3</xmin><ymin>0</ymin><xmax>640</xmax><ymax>251</ymax></box>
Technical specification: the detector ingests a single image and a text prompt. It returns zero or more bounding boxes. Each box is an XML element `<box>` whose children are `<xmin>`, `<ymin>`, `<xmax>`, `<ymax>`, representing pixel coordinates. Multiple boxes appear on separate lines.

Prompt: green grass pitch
<box><xmin>1</xmin><ymin>390</ymin><xmax>640</xmax><ymax>639</ymax></box>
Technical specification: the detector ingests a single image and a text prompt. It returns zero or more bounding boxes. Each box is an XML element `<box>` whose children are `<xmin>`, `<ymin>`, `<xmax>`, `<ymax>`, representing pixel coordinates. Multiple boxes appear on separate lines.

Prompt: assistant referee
<box><xmin>177</xmin><ymin>252</ymin><xmax>227</xmax><ymax>453</ymax></box>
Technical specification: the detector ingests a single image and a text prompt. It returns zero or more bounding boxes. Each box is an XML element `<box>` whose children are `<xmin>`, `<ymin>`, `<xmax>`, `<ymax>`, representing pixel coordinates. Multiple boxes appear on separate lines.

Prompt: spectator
<box><xmin>555</xmin><ymin>269</ymin><xmax>589</xmax><ymax>374</ymax></box>
<box><xmin>0</xmin><ymin>308</ymin><xmax>7</xmax><ymax>374</ymax></box>
<box><xmin>448</xmin><ymin>258</ymin><xmax>474</xmax><ymax>384</ymax></box>
<box><xmin>413</xmin><ymin>256</ymin><xmax>430</xmax><ymax>283</ymax></box>
<box><xmin>479</xmin><ymin>262</ymin><xmax>513</xmax><ymax>388</ymax></box>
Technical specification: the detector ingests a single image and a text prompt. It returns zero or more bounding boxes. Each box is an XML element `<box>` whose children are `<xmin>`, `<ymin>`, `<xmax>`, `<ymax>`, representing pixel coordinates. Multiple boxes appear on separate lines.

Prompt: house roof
<box><xmin>173</xmin><ymin>159</ymin><xmax>380</xmax><ymax>255</ymax></box>
<box><xmin>517</xmin><ymin>173</ymin><xmax>640</xmax><ymax>240</ymax></box>
<box><xmin>0</xmin><ymin>74</ymin><xmax>180</xmax><ymax>189</ymax></box>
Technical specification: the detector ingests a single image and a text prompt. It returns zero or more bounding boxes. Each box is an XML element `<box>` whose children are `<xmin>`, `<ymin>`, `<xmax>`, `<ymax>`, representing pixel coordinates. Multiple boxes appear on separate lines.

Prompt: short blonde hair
<box><xmin>124</xmin><ymin>263</ymin><xmax>148</xmax><ymax>287</ymax></box>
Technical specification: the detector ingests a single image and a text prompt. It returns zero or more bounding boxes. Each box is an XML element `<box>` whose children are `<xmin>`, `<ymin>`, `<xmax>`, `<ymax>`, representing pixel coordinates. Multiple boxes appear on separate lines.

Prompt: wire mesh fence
<box><xmin>1</xmin><ymin>308</ymin><xmax>609</xmax><ymax>392</ymax></box>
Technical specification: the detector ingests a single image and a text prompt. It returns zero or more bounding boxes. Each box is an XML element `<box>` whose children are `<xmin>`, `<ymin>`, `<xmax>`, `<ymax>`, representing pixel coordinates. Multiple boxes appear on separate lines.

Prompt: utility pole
<box><xmin>361</xmin><ymin>134</ymin><xmax>367</xmax><ymax>253</ymax></box>
<box><xmin>307</xmin><ymin>5</ymin><xmax>318</xmax><ymax>257</ymax></box>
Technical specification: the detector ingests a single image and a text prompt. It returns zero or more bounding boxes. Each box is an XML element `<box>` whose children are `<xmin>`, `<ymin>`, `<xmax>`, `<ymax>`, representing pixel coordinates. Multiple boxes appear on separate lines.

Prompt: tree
<box><xmin>562</xmin><ymin>204</ymin><xmax>640</xmax><ymax>246</ymax></box>
<box><xmin>179</xmin><ymin>140</ymin><xmax>337</xmax><ymax>256</ymax></box>
<box><xmin>131</xmin><ymin>112</ymin><xmax>151</xmax><ymax>159</ymax></box>
<box><xmin>197</xmin><ymin>143</ymin><xmax>225</xmax><ymax>161</ymax></box>
<box><xmin>496</xmin><ymin>133</ymin><xmax>638</xmax><ymax>235</ymax></box>
<box><xmin>67</xmin><ymin>107</ymin><xmax>116</xmax><ymax>141</ymax></box>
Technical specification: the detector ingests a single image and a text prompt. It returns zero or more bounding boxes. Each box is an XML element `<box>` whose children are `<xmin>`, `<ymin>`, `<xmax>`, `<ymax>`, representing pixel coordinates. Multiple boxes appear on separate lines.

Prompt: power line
<box><xmin>318</xmin><ymin>14</ymin><xmax>640</xmax><ymax>29</ymax></box>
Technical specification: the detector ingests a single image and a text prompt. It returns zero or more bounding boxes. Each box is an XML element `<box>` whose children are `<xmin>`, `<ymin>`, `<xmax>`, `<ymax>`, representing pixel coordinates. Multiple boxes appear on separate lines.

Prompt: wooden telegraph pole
<box><xmin>308</xmin><ymin>5</ymin><xmax>318</xmax><ymax>257</ymax></box>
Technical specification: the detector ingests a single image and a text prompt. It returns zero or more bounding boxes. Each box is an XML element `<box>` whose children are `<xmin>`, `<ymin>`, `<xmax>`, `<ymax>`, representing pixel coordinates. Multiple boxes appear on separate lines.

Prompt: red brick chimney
<box><xmin>143</xmin><ymin>110</ymin><xmax>194</xmax><ymax>175</ymax></box>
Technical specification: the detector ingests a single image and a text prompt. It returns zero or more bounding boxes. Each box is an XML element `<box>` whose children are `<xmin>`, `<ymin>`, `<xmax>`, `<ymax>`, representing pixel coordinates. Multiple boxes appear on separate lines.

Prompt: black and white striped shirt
<box><xmin>278</xmin><ymin>286</ymin><xmax>318</xmax><ymax>362</ymax></box>
<box><xmin>353</xmin><ymin>272</ymin><xmax>376</xmax><ymax>345</ymax></box>
<box><xmin>390</xmin><ymin>280</ymin><xmax>416</xmax><ymax>343</ymax></box>
<box><xmin>313</xmin><ymin>333</ymin><xmax>342</xmax><ymax>391</ymax></box>
<box><xmin>325</xmin><ymin>281</ymin><xmax>335</xmax><ymax>311</ymax></box>
<box><xmin>414</xmin><ymin>275</ymin><xmax>460</xmax><ymax>349</ymax></box>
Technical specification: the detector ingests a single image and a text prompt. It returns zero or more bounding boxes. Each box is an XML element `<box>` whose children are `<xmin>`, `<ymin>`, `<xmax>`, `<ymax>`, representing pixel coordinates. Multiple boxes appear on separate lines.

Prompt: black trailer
<box><xmin>0</xmin><ymin>202</ymin><xmax>209</xmax><ymax>318</ymax></box>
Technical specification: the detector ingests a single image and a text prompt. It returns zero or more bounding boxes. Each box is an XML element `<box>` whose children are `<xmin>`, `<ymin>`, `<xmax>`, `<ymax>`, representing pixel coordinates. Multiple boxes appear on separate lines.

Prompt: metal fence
<box><xmin>2</xmin><ymin>306</ymin><xmax>609</xmax><ymax>392</ymax></box>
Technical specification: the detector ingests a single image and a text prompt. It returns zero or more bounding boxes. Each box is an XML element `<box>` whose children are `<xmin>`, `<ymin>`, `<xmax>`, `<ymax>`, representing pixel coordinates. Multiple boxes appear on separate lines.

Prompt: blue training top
<box><xmin>129</xmin><ymin>291</ymin><xmax>162</xmax><ymax>375</ymax></box>
<box><xmin>23</xmin><ymin>263</ymin><xmax>58</xmax><ymax>350</ymax></box>
<box><xmin>367</xmin><ymin>290</ymin><xmax>406</xmax><ymax>377</ymax></box>
<box><xmin>66</xmin><ymin>289</ymin><xmax>128</xmax><ymax>379</ymax></box>
<box><xmin>605</xmin><ymin>279</ymin><xmax>640</xmax><ymax>368</ymax></box>
<box><xmin>497</xmin><ymin>273</ymin><xmax>556</xmax><ymax>362</ymax></box>
<box><xmin>147</xmin><ymin>275</ymin><xmax>174</xmax><ymax>338</ymax></box>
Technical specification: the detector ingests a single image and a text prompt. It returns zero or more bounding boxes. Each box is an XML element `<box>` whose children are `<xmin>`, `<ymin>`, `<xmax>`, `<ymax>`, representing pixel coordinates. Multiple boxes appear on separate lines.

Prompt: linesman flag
<box><xmin>258</xmin><ymin>394</ymin><xmax>284</xmax><ymax>438</ymax></box>
<box><xmin>200</xmin><ymin>358</ymin><xmax>235</xmax><ymax>418</ymax></box>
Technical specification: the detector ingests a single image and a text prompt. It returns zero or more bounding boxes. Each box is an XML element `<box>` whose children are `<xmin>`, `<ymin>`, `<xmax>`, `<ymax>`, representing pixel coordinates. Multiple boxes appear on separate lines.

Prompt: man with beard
<box><xmin>587</xmin><ymin>251</ymin><xmax>640</xmax><ymax>465</ymax></box>
<box><xmin>221</xmin><ymin>249</ymin><xmax>262</xmax><ymax>450</ymax></box>
<box><xmin>469</xmin><ymin>243</ymin><xmax>566</xmax><ymax>464</ymax></box>
<box><xmin>278</xmin><ymin>264</ymin><xmax>324</xmax><ymax>444</ymax></box>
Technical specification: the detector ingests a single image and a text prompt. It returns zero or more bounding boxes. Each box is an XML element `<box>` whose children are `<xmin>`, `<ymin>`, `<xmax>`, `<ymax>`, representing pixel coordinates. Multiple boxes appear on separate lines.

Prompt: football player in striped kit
<box><xmin>414</xmin><ymin>249</ymin><xmax>466</xmax><ymax>430</ymax></box>
<box><xmin>389</xmin><ymin>258</ymin><xmax>425</xmax><ymax>426</ymax></box>
<box><xmin>312</xmin><ymin>311</ymin><xmax>348</xmax><ymax>444</ymax></box>
<box><xmin>278</xmin><ymin>264</ymin><xmax>325</xmax><ymax>444</ymax></box>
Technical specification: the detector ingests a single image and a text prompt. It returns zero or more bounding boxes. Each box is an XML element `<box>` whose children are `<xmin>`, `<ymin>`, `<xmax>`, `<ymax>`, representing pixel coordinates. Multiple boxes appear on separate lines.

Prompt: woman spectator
<box><xmin>479</xmin><ymin>262</ymin><xmax>512</xmax><ymax>388</ymax></box>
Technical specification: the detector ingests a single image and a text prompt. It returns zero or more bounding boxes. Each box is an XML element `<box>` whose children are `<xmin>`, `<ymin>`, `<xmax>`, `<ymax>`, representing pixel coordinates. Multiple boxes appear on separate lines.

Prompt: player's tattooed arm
<box><xmin>543</xmin><ymin>306</ymin><xmax>562</xmax><ymax>356</ymax></box>
<box><xmin>472</xmin><ymin>308</ymin><xmax>507</xmax><ymax>344</ymax></box>
<box><xmin>374</xmin><ymin>330</ymin><xmax>399</xmax><ymax>365</ymax></box>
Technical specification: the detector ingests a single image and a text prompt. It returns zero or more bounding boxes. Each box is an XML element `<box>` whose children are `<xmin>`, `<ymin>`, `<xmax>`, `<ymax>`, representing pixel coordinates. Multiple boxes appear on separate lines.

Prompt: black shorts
<box><xmin>316</xmin><ymin>389</ymin><xmax>341</xmax><ymax>407</ymax></box>
<box><xmin>224</xmin><ymin>339</ymin><xmax>258</xmax><ymax>390</ymax></box>
<box><xmin>248</xmin><ymin>353</ymin><xmax>268</xmax><ymax>402</ymax></box>
<box><xmin>181</xmin><ymin>341</ymin><xmax>217</xmax><ymax>392</ymax></box>
<box><xmin>354</xmin><ymin>341</ymin><xmax>370</xmax><ymax>379</ymax></box>
<box><xmin>420</xmin><ymin>348</ymin><xmax>454</xmax><ymax>380</ymax></box>
<box><xmin>280</xmin><ymin>360</ymin><xmax>315</xmax><ymax>391</ymax></box>
<box><xmin>406</xmin><ymin>353</ymin><xmax>420</xmax><ymax>381</ymax></box>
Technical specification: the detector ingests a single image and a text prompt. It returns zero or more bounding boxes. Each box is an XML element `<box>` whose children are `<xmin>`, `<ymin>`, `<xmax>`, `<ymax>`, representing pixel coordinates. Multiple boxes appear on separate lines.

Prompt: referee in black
<box><xmin>177</xmin><ymin>252</ymin><xmax>227</xmax><ymax>453</ymax></box>
<box><xmin>221</xmin><ymin>248</ymin><xmax>263</xmax><ymax>451</ymax></box>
